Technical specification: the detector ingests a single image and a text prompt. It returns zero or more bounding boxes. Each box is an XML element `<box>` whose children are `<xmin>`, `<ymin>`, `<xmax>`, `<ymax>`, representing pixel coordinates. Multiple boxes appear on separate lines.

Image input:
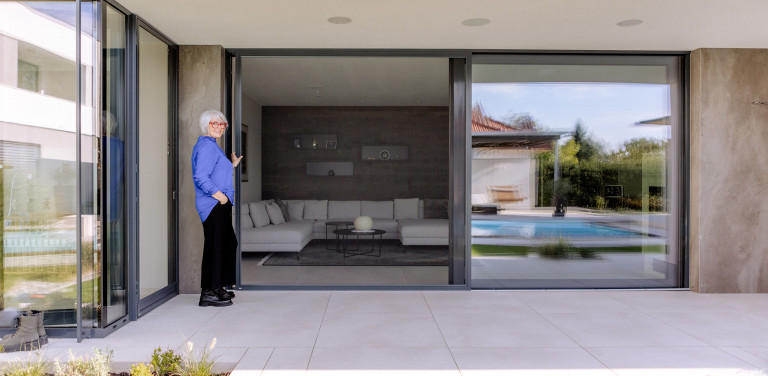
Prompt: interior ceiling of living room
<box><xmin>118</xmin><ymin>0</ymin><xmax>767</xmax><ymax>51</ymax></box>
<box><xmin>241</xmin><ymin>57</ymin><xmax>450</xmax><ymax>106</ymax></box>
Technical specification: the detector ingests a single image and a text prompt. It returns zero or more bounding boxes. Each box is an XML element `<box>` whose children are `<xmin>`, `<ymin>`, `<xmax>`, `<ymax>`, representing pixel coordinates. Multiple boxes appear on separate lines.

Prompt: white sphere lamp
<box><xmin>354</xmin><ymin>216</ymin><xmax>373</xmax><ymax>231</ymax></box>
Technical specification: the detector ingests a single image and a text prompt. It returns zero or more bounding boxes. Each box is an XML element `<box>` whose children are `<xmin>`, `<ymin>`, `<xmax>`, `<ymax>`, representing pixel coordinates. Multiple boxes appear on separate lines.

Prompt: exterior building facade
<box><xmin>1</xmin><ymin>0</ymin><xmax>767</xmax><ymax>338</ymax></box>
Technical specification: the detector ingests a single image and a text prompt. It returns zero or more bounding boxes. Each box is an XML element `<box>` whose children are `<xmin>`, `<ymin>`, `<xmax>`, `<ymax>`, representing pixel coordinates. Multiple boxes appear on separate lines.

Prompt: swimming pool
<box><xmin>471</xmin><ymin>219</ymin><xmax>638</xmax><ymax>238</ymax></box>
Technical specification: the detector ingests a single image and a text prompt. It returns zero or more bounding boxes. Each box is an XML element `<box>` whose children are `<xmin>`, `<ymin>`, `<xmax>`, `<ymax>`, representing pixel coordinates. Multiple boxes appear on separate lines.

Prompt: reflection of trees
<box><xmin>537</xmin><ymin>122</ymin><xmax>668</xmax><ymax>211</ymax></box>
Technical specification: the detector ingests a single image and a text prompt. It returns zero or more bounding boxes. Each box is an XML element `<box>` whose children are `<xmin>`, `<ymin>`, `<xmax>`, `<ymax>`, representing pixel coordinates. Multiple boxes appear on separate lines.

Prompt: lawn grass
<box><xmin>471</xmin><ymin>244</ymin><xmax>666</xmax><ymax>257</ymax></box>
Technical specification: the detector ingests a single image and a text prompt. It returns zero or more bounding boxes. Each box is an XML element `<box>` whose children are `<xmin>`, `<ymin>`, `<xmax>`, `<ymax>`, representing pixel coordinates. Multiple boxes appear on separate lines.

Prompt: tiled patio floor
<box><xmin>3</xmin><ymin>291</ymin><xmax>768</xmax><ymax>375</ymax></box>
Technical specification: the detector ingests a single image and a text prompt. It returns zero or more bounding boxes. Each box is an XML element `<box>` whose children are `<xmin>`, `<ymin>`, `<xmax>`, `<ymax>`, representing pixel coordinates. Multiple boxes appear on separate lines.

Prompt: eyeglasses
<box><xmin>209</xmin><ymin>121</ymin><xmax>228</xmax><ymax>129</ymax></box>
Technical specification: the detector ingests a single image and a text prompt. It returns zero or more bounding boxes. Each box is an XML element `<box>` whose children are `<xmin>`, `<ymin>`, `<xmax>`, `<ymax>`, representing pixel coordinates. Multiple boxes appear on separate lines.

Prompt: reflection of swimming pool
<box><xmin>472</xmin><ymin>219</ymin><xmax>637</xmax><ymax>238</ymax></box>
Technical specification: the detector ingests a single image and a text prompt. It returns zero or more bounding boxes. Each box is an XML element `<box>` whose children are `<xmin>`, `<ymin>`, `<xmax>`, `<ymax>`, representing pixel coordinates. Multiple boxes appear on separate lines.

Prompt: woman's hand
<box><xmin>231</xmin><ymin>152</ymin><xmax>243</xmax><ymax>168</ymax></box>
<box><xmin>212</xmin><ymin>191</ymin><xmax>228</xmax><ymax>205</ymax></box>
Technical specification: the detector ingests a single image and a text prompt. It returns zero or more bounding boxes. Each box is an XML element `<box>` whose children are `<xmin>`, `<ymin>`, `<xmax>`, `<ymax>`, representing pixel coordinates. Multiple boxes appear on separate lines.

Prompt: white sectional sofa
<box><xmin>240</xmin><ymin>198</ymin><xmax>448</xmax><ymax>257</ymax></box>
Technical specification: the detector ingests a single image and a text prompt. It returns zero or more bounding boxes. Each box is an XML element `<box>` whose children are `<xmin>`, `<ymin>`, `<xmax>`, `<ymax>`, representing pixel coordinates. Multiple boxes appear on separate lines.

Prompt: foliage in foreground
<box><xmin>0</xmin><ymin>353</ymin><xmax>52</xmax><ymax>376</ymax></box>
<box><xmin>54</xmin><ymin>348</ymin><xmax>113</xmax><ymax>376</ymax></box>
<box><xmin>178</xmin><ymin>340</ymin><xmax>218</xmax><ymax>376</ymax></box>
<box><xmin>151</xmin><ymin>347</ymin><xmax>182</xmax><ymax>376</ymax></box>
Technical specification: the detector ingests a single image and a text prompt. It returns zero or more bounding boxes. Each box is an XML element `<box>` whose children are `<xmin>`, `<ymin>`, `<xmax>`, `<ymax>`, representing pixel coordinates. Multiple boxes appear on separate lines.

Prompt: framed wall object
<box><xmin>241</xmin><ymin>124</ymin><xmax>248</xmax><ymax>181</ymax></box>
<box><xmin>326</xmin><ymin>140</ymin><xmax>337</xmax><ymax>149</ymax></box>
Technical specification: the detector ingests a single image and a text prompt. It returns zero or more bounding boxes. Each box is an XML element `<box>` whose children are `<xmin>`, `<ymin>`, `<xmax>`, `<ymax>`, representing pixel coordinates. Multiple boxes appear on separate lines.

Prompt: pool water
<box><xmin>471</xmin><ymin>219</ymin><xmax>637</xmax><ymax>238</ymax></box>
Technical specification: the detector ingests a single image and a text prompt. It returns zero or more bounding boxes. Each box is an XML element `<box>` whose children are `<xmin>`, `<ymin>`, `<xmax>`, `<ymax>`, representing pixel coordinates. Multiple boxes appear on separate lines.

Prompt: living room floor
<box><xmin>241</xmin><ymin>264</ymin><xmax>449</xmax><ymax>285</ymax></box>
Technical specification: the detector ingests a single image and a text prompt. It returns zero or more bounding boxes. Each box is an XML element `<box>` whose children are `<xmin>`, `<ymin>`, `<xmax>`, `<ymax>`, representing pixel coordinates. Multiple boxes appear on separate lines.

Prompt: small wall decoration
<box><xmin>326</xmin><ymin>140</ymin><xmax>337</xmax><ymax>149</ymax></box>
<box><xmin>292</xmin><ymin>137</ymin><xmax>302</xmax><ymax>149</ymax></box>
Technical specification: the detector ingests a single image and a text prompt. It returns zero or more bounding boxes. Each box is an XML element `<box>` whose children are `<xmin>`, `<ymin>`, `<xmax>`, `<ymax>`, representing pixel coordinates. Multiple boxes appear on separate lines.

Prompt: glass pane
<box><xmin>103</xmin><ymin>3</ymin><xmax>127</xmax><ymax>324</ymax></box>
<box><xmin>138</xmin><ymin>27</ymin><xmax>170</xmax><ymax>299</ymax></box>
<box><xmin>471</xmin><ymin>56</ymin><xmax>680</xmax><ymax>289</ymax></box>
<box><xmin>0</xmin><ymin>1</ymin><xmax>101</xmax><ymax>327</ymax></box>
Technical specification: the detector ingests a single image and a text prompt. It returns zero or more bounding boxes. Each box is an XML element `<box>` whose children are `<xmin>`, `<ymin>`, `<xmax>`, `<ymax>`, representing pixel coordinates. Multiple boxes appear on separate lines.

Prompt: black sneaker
<box><xmin>199</xmin><ymin>289</ymin><xmax>233</xmax><ymax>307</ymax></box>
<box><xmin>214</xmin><ymin>287</ymin><xmax>235</xmax><ymax>300</ymax></box>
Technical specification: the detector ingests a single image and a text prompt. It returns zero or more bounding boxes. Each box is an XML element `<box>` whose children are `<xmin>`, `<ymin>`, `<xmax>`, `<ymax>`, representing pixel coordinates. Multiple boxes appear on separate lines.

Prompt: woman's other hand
<box><xmin>231</xmin><ymin>152</ymin><xmax>243</xmax><ymax>168</ymax></box>
<box><xmin>212</xmin><ymin>191</ymin><xmax>228</xmax><ymax>205</ymax></box>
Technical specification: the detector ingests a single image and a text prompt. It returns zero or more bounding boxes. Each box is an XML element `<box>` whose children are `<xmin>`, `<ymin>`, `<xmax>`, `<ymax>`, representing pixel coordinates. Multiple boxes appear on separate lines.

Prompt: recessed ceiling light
<box><xmin>328</xmin><ymin>16</ymin><xmax>352</xmax><ymax>25</ymax></box>
<box><xmin>616</xmin><ymin>19</ymin><xmax>643</xmax><ymax>27</ymax></box>
<box><xmin>461</xmin><ymin>18</ymin><xmax>490</xmax><ymax>27</ymax></box>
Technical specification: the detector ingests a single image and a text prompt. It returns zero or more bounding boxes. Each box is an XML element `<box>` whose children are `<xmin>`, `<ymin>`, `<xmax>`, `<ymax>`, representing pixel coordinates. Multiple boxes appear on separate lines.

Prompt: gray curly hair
<box><xmin>199</xmin><ymin>110</ymin><xmax>228</xmax><ymax>135</ymax></box>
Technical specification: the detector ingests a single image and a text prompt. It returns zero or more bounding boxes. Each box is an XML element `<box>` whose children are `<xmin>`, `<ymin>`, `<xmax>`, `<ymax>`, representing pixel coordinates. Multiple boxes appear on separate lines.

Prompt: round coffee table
<box><xmin>325</xmin><ymin>221</ymin><xmax>354</xmax><ymax>250</ymax></box>
<box><xmin>333</xmin><ymin>228</ymin><xmax>386</xmax><ymax>258</ymax></box>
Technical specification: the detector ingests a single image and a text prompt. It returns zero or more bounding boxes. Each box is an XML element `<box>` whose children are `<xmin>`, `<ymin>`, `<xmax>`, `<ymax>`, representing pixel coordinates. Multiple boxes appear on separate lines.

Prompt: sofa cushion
<box><xmin>266</xmin><ymin>202</ymin><xmax>286</xmax><ymax>225</ymax></box>
<box><xmin>398</xmin><ymin>219</ymin><xmax>449</xmax><ymax>238</ymax></box>
<box><xmin>287</xmin><ymin>201</ymin><xmax>304</xmax><ymax>221</ymax></box>
<box><xmin>241</xmin><ymin>204</ymin><xmax>254</xmax><ymax>228</ymax></box>
<box><xmin>248</xmin><ymin>202</ymin><xmax>270</xmax><ymax>227</ymax></box>
<box><xmin>371</xmin><ymin>219</ymin><xmax>398</xmax><ymax>234</ymax></box>
<box><xmin>303</xmin><ymin>200</ymin><xmax>328</xmax><ymax>220</ymax></box>
<box><xmin>423</xmin><ymin>199</ymin><xmax>449</xmax><ymax>219</ymax></box>
<box><xmin>394</xmin><ymin>198</ymin><xmax>419</xmax><ymax>220</ymax></box>
<box><xmin>274</xmin><ymin>198</ymin><xmax>290</xmax><ymax>221</ymax></box>
<box><xmin>361</xmin><ymin>201</ymin><xmax>394</xmax><ymax>219</ymax></box>
<box><xmin>328</xmin><ymin>200</ymin><xmax>361</xmax><ymax>219</ymax></box>
<box><xmin>240</xmin><ymin>220</ymin><xmax>314</xmax><ymax>244</ymax></box>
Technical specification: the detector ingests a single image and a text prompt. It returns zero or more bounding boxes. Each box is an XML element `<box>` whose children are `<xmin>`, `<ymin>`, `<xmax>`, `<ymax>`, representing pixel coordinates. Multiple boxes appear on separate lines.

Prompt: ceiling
<box><xmin>241</xmin><ymin>57</ymin><xmax>449</xmax><ymax>106</ymax></box>
<box><xmin>118</xmin><ymin>0</ymin><xmax>768</xmax><ymax>51</ymax></box>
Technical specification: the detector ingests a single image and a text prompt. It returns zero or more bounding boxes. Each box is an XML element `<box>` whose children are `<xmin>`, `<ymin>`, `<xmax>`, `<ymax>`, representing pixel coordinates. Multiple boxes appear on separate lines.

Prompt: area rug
<box><xmin>262</xmin><ymin>240</ymin><xmax>449</xmax><ymax>266</ymax></box>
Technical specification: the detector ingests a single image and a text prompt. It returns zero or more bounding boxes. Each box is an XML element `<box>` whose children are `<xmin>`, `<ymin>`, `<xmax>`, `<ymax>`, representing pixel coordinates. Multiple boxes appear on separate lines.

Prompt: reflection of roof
<box><xmin>472</xmin><ymin>131</ymin><xmax>568</xmax><ymax>149</ymax></box>
<box><xmin>635</xmin><ymin>116</ymin><xmax>671</xmax><ymax>126</ymax></box>
<box><xmin>471</xmin><ymin>103</ymin><xmax>567</xmax><ymax>149</ymax></box>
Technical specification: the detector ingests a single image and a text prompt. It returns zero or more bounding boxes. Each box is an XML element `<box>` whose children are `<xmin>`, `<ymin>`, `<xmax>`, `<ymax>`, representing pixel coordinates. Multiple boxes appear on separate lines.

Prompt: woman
<box><xmin>192</xmin><ymin>110</ymin><xmax>243</xmax><ymax>307</ymax></box>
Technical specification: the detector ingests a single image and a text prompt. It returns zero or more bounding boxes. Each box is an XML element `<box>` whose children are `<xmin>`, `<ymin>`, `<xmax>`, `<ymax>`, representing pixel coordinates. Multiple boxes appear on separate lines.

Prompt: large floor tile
<box><xmin>187</xmin><ymin>311</ymin><xmax>322</xmax><ymax>348</ymax></box>
<box><xmin>230</xmin><ymin>348</ymin><xmax>274</xmax><ymax>376</ymax></box>
<box><xmin>326</xmin><ymin>291</ymin><xmax>430</xmax><ymax>315</ymax></box>
<box><xmin>649</xmin><ymin>311</ymin><xmax>768</xmax><ymax>347</ymax></box>
<box><xmin>262</xmin><ymin>348</ymin><xmax>312</xmax><ymax>376</ymax></box>
<box><xmin>434</xmin><ymin>312</ymin><xmax>578</xmax><ymax>348</ymax></box>
<box><xmin>604</xmin><ymin>291</ymin><xmax>736</xmax><ymax>313</ymax></box>
<box><xmin>543</xmin><ymin>312</ymin><xmax>707</xmax><ymax>347</ymax></box>
<box><xmin>515</xmin><ymin>291</ymin><xmax>634</xmax><ymax>313</ymax></box>
<box><xmin>296</xmin><ymin>266</ymin><xmax>407</xmax><ymax>285</ymax></box>
<box><xmin>225</xmin><ymin>291</ymin><xmax>331</xmax><ymax>315</ymax></box>
<box><xmin>424</xmin><ymin>291</ymin><xmax>534</xmax><ymax>314</ymax></box>
<box><xmin>401</xmin><ymin>266</ymin><xmax>449</xmax><ymax>285</ymax></box>
<box><xmin>316</xmin><ymin>314</ymin><xmax>446</xmax><ymax>348</ymax></box>
<box><xmin>703</xmin><ymin>294</ymin><xmax>768</xmax><ymax>312</ymax></box>
<box><xmin>308</xmin><ymin>347</ymin><xmax>460</xmax><ymax>376</ymax></box>
<box><xmin>588</xmin><ymin>347</ymin><xmax>768</xmax><ymax>376</ymax></box>
<box><xmin>451</xmin><ymin>347</ymin><xmax>615</xmax><ymax>376</ymax></box>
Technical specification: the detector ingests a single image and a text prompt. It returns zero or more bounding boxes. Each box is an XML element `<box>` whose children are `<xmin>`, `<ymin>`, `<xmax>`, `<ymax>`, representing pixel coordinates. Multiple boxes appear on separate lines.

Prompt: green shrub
<box><xmin>1</xmin><ymin>353</ymin><xmax>52</xmax><ymax>376</ymax></box>
<box><xmin>129</xmin><ymin>363</ymin><xmax>154</xmax><ymax>376</ymax></box>
<box><xmin>178</xmin><ymin>340</ymin><xmax>218</xmax><ymax>376</ymax></box>
<box><xmin>54</xmin><ymin>348</ymin><xmax>112</xmax><ymax>376</ymax></box>
<box><xmin>534</xmin><ymin>238</ymin><xmax>575</xmax><ymax>258</ymax></box>
<box><xmin>151</xmin><ymin>347</ymin><xmax>181</xmax><ymax>376</ymax></box>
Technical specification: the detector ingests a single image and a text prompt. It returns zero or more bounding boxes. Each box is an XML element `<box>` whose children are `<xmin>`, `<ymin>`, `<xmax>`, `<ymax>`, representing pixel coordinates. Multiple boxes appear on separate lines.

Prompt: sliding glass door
<box><xmin>136</xmin><ymin>22</ymin><xmax>177</xmax><ymax>304</ymax></box>
<box><xmin>470</xmin><ymin>54</ymin><xmax>683</xmax><ymax>289</ymax></box>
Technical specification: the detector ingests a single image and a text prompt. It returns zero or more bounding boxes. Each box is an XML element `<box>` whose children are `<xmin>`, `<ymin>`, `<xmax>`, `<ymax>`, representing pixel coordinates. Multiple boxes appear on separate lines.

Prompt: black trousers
<box><xmin>201</xmin><ymin>202</ymin><xmax>237</xmax><ymax>290</ymax></box>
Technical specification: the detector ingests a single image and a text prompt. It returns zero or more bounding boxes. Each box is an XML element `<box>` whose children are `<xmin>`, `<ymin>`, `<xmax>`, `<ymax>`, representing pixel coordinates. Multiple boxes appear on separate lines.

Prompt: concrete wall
<box><xmin>260</xmin><ymin>106</ymin><xmax>449</xmax><ymax>201</ymax></box>
<box><xmin>690</xmin><ymin>48</ymin><xmax>768</xmax><ymax>292</ymax></box>
<box><xmin>240</xmin><ymin>95</ymin><xmax>262</xmax><ymax>203</ymax></box>
<box><xmin>178</xmin><ymin>45</ymin><xmax>225</xmax><ymax>294</ymax></box>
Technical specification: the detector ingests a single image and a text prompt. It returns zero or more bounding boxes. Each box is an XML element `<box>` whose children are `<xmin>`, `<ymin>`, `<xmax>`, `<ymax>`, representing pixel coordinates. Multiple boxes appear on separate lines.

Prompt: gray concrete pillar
<box><xmin>178</xmin><ymin>45</ymin><xmax>226</xmax><ymax>294</ymax></box>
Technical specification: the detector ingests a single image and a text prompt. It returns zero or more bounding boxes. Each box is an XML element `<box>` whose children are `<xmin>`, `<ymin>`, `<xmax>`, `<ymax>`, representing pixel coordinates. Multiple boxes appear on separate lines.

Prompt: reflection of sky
<box><xmin>25</xmin><ymin>1</ymin><xmax>97</xmax><ymax>35</ymax></box>
<box><xmin>472</xmin><ymin>83</ymin><xmax>670</xmax><ymax>151</ymax></box>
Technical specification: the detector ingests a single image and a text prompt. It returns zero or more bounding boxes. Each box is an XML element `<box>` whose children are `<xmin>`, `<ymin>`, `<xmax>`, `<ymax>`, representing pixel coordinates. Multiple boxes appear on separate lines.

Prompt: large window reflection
<box><xmin>470</xmin><ymin>56</ymin><xmax>681</xmax><ymax>289</ymax></box>
<box><xmin>0</xmin><ymin>1</ymin><xmax>101</xmax><ymax>327</ymax></box>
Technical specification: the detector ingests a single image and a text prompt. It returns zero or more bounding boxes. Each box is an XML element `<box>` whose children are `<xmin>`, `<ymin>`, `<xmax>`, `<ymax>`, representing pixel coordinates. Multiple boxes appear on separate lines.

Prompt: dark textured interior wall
<box><xmin>261</xmin><ymin>106</ymin><xmax>449</xmax><ymax>201</ymax></box>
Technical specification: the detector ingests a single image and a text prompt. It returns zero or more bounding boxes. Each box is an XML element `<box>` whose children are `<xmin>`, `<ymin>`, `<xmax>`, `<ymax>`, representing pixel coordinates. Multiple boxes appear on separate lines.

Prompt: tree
<box><xmin>572</xmin><ymin>120</ymin><xmax>601</xmax><ymax>162</ymax></box>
